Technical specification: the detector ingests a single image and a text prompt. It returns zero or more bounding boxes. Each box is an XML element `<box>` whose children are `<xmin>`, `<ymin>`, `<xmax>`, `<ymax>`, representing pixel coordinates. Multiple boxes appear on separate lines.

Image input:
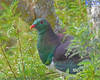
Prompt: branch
<box><xmin>0</xmin><ymin>45</ymin><xmax>17</xmax><ymax>79</ymax></box>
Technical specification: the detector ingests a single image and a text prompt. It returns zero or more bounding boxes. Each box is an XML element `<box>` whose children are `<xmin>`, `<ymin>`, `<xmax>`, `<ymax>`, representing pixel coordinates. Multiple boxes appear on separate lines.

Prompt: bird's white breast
<box><xmin>46</xmin><ymin>61</ymin><xmax>64</xmax><ymax>74</ymax></box>
<box><xmin>46</xmin><ymin>61</ymin><xmax>56</xmax><ymax>71</ymax></box>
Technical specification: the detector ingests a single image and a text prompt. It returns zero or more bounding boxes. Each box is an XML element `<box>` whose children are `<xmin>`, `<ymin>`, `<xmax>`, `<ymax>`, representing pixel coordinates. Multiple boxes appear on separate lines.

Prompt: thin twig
<box><xmin>0</xmin><ymin>45</ymin><xmax>17</xmax><ymax>79</ymax></box>
<box><xmin>0</xmin><ymin>68</ymin><xmax>9</xmax><ymax>77</ymax></box>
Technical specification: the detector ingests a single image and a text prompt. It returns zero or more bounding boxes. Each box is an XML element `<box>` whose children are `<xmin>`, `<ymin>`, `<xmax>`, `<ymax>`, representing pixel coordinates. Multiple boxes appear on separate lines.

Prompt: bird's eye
<box><xmin>40</xmin><ymin>21</ymin><xmax>43</xmax><ymax>24</ymax></box>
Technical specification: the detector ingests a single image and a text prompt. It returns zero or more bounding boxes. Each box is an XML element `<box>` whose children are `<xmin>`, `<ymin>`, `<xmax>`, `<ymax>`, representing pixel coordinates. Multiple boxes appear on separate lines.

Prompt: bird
<box><xmin>30</xmin><ymin>18</ymin><xmax>90</xmax><ymax>74</ymax></box>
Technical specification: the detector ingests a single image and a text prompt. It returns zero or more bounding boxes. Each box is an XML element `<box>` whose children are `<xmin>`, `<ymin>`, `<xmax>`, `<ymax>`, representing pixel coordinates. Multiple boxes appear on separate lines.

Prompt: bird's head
<box><xmin>30</xmin><ymin>18</ymin><xmax>50</xmax><ymax>33</ymax></box>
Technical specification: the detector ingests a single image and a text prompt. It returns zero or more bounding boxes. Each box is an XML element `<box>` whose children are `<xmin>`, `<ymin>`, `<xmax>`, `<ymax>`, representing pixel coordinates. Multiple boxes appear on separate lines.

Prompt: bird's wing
<box><xmin>53</xmin><ymin>35</ymin><xmax>87</xmax><ymax>74</ymax></box>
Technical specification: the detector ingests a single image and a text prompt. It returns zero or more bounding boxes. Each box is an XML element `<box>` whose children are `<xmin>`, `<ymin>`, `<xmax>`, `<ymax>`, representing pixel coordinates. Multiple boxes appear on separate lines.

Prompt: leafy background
<box><xmin>0</xmin><ymin>0</ymin><xmax>100</xmax><ymax>80</ymax></box>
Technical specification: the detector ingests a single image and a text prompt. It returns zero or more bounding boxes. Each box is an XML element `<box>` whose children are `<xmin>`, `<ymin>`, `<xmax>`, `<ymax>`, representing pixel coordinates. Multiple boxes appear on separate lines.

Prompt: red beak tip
<box><xmin>30</xmin><ymin>25</ymin><xmax>36</xmax><ymax>29</ymax></box>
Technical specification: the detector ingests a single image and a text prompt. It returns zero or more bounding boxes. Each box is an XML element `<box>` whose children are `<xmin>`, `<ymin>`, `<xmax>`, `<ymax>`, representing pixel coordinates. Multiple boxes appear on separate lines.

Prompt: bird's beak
<box><xmin>30</xmin><ymin>25</ymin><xmax>36</xmax><ymax>29</ymax></box>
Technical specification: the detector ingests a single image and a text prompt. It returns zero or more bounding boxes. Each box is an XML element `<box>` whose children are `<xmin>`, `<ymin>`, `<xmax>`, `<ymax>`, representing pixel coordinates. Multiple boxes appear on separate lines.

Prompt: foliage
<box><xmin>0</xmin><ymin>1</ymin><xmax>60</xmax><ymax>80</ymax></box>
<box><xmin>55</xmin><ymin>0</ymin><xmax>87</xmax><ymax>29</ymax></box>
<box><xmin>55</xmin><ymin>0</ymin><xmax>100</xmax><ymax>80</ymax></box>
<box><xmin>0</xmin><ymin>0</ymin><xmax>100</xmax><ymax>80</ymax></box>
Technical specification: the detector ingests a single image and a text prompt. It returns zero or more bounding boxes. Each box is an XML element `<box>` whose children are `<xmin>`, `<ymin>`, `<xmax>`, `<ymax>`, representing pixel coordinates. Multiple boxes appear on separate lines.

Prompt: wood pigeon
<box><xmin>30</xmin><ymin>18</ymin><xmax>90</xmax><ymax>74</ymax></box>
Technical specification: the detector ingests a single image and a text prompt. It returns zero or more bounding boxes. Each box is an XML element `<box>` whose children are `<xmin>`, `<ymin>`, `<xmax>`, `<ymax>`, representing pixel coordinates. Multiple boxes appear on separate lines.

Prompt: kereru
<box><xmin>30</xmin><ymin>18</ymin><xmax>90</xmax><ymax>74</ymax></box>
